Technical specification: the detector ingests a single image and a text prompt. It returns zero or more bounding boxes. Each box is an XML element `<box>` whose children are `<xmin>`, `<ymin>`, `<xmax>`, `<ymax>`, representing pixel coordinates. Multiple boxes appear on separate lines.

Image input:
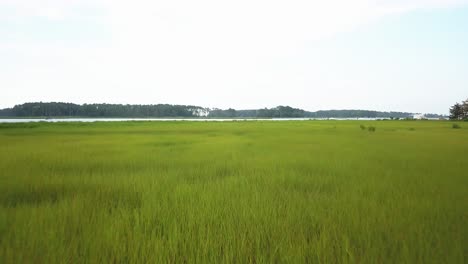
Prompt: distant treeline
<box><xmin>208</xmin><ymin>106</ymin><xmax>306</xmax><ymax>118</ymax></box>
<box><xmin>308</xmin><ymin>110</ymin><xmax>434</xmax><ymax>118</ymax></box>
<box><xmin>208</xmin><ymin>107</ymin><xmax>443</xmax><ymax>118</ymax></box>
<box><xmin>0</xmin><ymin>103</ymin><xmax>207</xmax><ymax>118</ymax></box>
<box><xmin>0</xmin><ymin>102</ymin><xmax>445</xmax><ymax>118</ymax></box>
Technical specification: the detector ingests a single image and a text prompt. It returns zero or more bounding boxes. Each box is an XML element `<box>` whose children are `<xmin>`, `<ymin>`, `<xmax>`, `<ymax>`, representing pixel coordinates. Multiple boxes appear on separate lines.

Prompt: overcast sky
<box><xmin>1</xmin><ymin>0</ymin><xmax>467</xmax><ymax>114</ymax></box>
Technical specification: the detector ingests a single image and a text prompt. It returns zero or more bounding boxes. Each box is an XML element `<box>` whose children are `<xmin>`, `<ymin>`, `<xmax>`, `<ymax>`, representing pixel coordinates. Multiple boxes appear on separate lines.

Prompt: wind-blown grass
<box><xmin>0</xmin><ymin>121</ymin><xmax>467</xmax><ymax>263</ymax></box>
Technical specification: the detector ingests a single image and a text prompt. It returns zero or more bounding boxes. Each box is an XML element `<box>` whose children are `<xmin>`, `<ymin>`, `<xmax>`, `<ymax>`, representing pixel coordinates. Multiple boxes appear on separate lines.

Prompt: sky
<box><xmin>1</xmin><ymin>0</ymin><xmax>467</xmax><ymax>114</ymax></box>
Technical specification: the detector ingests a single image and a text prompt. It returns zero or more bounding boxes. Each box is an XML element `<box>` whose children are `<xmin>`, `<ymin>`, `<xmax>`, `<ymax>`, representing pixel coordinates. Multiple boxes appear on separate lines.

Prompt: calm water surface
<box><xmin>0</xmin><ymin>117</ymin><xmax>393</xmax><ymax>123</ymax></box>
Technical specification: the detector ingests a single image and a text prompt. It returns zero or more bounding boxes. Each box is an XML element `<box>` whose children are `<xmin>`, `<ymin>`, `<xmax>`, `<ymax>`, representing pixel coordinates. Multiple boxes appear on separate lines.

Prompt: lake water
<box><xmin>0</xmin><ymin>117</ymin><xmax>394</xmax><ymax>123</ymax></box>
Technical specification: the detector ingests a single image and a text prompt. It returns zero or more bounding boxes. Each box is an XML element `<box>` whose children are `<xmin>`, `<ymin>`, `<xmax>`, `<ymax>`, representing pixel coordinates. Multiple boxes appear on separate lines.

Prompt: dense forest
<box><xmin>208</xmin><ymin>106</ymin><xmax>305</xmax><ymax>118</ymax></box>
<box><xmin>0</xmin><ymin>102</ymin><xmax>446</xmax><ymax>119</ymax></box>
<box><xmin>0</xmin><ymin>103</ymin><xmax>207</xmax><ymax>118</ymax></box>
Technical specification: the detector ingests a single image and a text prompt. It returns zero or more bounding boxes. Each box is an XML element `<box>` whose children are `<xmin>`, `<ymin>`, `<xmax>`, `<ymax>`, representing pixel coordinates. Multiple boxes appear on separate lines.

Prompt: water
<box><xmin>0</xmin><ymin>117</ymin><xmax>395</xmax><ymax>123</ymax></box>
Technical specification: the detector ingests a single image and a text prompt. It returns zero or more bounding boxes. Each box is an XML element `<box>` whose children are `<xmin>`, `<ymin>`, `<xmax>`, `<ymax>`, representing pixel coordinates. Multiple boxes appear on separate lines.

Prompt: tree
<box><xmin>450</xmin><ymin>103</ymin><xmax>463</xmax><ymax>120</ymax></box>
<box><xmin>463</xmin><ymin>99</ymin><xmax>468</xmax><ymax>119</ymax></box>
<box><xmin>450</xmin><ymin>99</ymin><xmax>468</xmax><ymax>120</ymax></box>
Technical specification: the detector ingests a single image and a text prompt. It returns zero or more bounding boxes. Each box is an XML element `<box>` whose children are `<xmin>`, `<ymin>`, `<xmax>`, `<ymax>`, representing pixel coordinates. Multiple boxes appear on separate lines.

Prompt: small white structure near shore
<box><xmin>413</xmin><ymin>113</ymin><xmax>426</xmax><ymax>119</ymax></box>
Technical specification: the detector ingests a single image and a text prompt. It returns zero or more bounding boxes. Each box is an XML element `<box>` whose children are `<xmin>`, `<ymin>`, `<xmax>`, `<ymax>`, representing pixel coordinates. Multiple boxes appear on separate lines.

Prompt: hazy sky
<box><xmin>1</xmin><ymin>0</ymin><xmax>467</xmax><ymax>114</ymax></box>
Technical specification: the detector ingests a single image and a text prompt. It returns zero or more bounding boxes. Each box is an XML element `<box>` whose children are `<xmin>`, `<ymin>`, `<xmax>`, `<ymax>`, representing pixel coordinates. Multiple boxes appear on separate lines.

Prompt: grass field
<box><xmin>0</xmin><ymin>121</ymin><xmax>467</xmax><ymax>263</ymax></box>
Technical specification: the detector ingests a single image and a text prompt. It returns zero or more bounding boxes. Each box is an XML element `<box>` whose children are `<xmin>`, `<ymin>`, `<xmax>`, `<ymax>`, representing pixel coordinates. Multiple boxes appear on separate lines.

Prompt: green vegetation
<box><xmin>449</xmin><ymin>98</ymin><xmax>468</xmax><ymax>120</ymax></box>
<box><xmin>0</xmin><ymin>121</ymin><xmax>466</xmax><ymax>263</ymax></box>
<box><xmin>1</xmin><ymin>102</ymin><xmax>447</xmax><ymax>119</ymax></box>
<box><xmin>0</xmin><ymin>102</ymin><xmax>207</xmax><ymax>118</ymax></box>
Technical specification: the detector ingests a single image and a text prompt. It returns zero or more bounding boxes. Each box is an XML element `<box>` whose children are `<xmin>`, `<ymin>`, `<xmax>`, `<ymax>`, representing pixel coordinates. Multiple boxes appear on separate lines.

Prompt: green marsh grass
<box><xmin>0</xmin><ymin>121</ymin><xmax>467</xmax><ymax>263</ymax></box>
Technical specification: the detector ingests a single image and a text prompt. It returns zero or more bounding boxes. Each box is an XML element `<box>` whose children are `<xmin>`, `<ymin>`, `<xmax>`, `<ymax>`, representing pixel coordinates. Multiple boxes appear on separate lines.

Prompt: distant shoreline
<box><xmin>0</xmin><ymin>102</ymin><xmax>447</xmax><ymax>119</ymax></box>
<box><xmin>0</xmin><ymin>117</ymin><xmax>450</xmax><ymax>124</ymax></box>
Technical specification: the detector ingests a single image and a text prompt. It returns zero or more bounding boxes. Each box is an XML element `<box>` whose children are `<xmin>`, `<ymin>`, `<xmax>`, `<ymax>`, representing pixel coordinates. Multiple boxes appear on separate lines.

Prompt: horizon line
<box><xmin>0</xmin><ymin>101</ymin><xmax>448</xmax><ymax>115</ymax></box>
